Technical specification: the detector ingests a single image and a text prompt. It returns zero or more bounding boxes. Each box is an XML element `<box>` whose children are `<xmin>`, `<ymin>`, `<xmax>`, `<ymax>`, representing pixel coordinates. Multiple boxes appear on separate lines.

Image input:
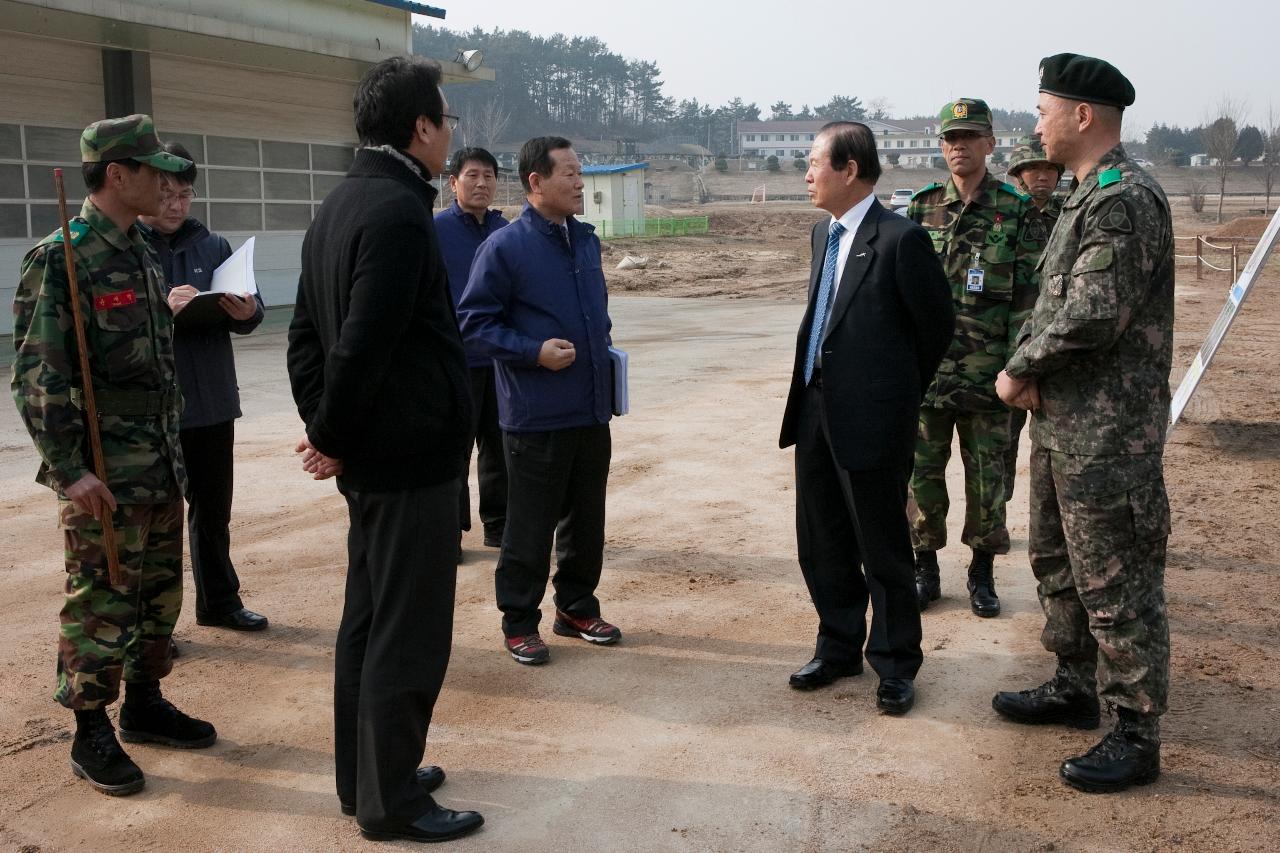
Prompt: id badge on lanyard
<box><xmin>966</xmin><ymin>248</ymin><xmax>984</xmax><ymax>293</ymax></box>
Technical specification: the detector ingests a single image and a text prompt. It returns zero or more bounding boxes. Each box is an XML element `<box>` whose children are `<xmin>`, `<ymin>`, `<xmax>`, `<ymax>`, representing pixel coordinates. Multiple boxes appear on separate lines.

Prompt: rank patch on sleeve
<box><xmin>1097</xmin><ymin>199</ymin><xmax>1133</xmax><ymax>234</ymax></box>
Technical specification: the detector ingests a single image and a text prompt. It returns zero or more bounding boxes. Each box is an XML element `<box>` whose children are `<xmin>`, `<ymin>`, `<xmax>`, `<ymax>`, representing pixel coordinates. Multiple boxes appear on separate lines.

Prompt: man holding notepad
<box><xmin>458</xmin><ymin>135</ymin><xmax>623</xmax><ymax>666</ymax></box>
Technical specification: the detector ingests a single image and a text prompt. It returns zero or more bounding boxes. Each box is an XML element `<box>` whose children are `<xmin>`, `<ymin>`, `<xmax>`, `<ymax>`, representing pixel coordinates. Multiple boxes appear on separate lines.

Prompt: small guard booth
<box><xmin>579</xmin><ymin>163</ymin><xmax>646</xmax><ymax>238</ymax></box>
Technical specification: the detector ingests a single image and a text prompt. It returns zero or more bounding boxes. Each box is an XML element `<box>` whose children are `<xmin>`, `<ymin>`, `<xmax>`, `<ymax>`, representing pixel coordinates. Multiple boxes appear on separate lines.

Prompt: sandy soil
<box><xmin>1</xmin><ymin>206</ymin><xmax>1278</xmax><ymax>852</ymax></box>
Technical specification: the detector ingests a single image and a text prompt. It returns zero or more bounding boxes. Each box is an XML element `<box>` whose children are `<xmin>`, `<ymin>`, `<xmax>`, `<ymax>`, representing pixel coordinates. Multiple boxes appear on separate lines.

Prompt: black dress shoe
<box><xmin>340</xmin><ymin>766</ymin><xmax>446</xmax><ymax>816</ymax></box>
<box><xmin>196</xmin><ymin>607</ymin><xmax>269</xmax><ymax>631</ymax></box>
<box><xmin>876</xmin><ymin>678</ymin><xmax>915</xmax><ymax>715</ymax></box>
<box><xmin>360</xmin><ymin>800</ymin><xmax>484</xmax><ymax>843</ymax></box>
<box><xmin>788</xmin><ymin>657</ymin><xmax>863</xmax><ymax>690</ymax></box>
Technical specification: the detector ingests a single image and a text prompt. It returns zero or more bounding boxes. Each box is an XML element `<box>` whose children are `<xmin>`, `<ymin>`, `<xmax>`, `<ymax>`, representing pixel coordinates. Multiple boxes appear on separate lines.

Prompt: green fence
<box><xmin>593</xmin><ymin>216</ymin><xmax>710</xmax><ymax>240</ymax></box>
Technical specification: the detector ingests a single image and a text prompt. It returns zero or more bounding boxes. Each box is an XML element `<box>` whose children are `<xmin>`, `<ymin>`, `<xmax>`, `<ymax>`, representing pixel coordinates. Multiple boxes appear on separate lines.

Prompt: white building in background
<box><xmin>0</xmin><ymin>0</ymin><xmax>492</xmax><ymax>333</ymax></box>
<box><xmin>735</xmin><ymin>118</ymin><xmax>1026</xmax><ymax>167</ymax></box>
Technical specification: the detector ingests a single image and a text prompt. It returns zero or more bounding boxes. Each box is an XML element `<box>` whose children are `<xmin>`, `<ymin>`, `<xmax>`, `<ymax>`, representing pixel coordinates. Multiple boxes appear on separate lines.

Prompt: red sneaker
<box><xmin>552</xmin><ymin>611</ymin><xmax>621</xmax><ymax>645</ymax></box>
<box><xmin>504</xmin><ymin>633</ymin><xmax>550</xmax><ymax>665</ymax></box>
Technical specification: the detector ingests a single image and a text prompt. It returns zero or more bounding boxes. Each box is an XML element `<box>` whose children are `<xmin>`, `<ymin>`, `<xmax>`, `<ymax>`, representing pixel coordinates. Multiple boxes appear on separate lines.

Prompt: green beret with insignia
<box><xmin>1038</xmin><ymin>53</ymin><xmax>1135</xmax><ymax>109</ymax></box>
<box><xmin>938</xmin><ymin>98</ymin><xmax>993</xmax><ymax>135</ymax></box>
<box><xmin>1006</xmin><ymin>135</ymin><xmax>1064</xmax><ymax>177</ymax></box>
<box><xmin>80</xmin><ymin>114</ymin><xmax>192</xmax><ymax>172</ymax></box>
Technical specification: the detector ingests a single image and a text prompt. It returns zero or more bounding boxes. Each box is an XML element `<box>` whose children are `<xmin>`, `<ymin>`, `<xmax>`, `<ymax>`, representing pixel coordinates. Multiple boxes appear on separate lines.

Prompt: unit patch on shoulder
<box><xmin>52</xmin><ymin>220</ymin><xmax>90</xmax><ymax>245</ymax></box>
<box><xmin>1096</xmin><ymin>198</ymin><xmax>1133</xmax><ymax>234</ymax></box>
<box><xmin>1097</xmin><ymin>168</ymin><xmax>1123</xmax><ymax>188</ymax></box>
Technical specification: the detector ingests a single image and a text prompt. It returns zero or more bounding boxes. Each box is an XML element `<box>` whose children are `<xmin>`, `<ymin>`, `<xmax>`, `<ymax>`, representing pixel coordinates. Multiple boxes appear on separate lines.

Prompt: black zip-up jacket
<box><xmin>286</xmin><ymin>147</ymin><xmax>472</xmax><ymax>491</ymax></box>
<box><xmin>141</xmin><ymin>218</ymin><xmax>264</xmax><ymax>430</ymax></box>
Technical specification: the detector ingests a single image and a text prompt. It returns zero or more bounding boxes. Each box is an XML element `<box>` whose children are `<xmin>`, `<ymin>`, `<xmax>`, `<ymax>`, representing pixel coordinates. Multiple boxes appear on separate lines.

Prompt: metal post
<box><xmin>1232</xmin><ymin>243</ymin><xmax>1239</xmax><ymax>282</ymax></box>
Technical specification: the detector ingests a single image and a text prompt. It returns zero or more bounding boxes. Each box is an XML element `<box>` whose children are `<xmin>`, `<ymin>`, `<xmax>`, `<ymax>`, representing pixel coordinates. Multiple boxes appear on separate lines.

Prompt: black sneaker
<box><xmin>119</xmin><ymin>682</ymin><xmax>217</xmax><ymax>749</ymax></box>
<box><xmin>552</xmin><ymin>611</ymin><xmax>621</xmax><ymax>645</ymax></box>
<box><xmin>70</xmin><ymin>710</ymin><xmax>145</xmax><ymax>796</ymax></box>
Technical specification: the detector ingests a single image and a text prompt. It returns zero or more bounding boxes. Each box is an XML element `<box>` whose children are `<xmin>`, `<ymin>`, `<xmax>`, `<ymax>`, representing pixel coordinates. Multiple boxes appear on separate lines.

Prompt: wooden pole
<box><xmin>54</xmin><ymin>169</ymin><xmax>124</xmax><ymax>587</ymax></box>
<box><xmin>1195</xmin><ymin>235</ymin><xmax>1203</xmax><ymax>281</ymax></box>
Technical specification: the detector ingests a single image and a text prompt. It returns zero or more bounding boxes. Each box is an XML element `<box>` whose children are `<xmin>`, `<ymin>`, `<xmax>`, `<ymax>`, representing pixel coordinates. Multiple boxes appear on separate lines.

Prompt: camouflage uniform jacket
<box><xmin>1004</xmin><ymin>145</ymin><xmax>1174</xmax><ymax>456</ymax></box>
<box><xmin>908</xmin><ymin>170</ymin><xmax>1042</xmax><ymax>412</ymax></box>
<box><xmin>11</xmin><ymin>199</ymin><xmax>186</xmax><ymax>502</ymax></box>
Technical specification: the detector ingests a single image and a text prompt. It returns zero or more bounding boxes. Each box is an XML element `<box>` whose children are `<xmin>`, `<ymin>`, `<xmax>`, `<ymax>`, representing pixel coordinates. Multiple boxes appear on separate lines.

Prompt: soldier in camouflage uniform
<box><xmin>906</xmin><ymin>98</ymin><xmax>1042</xmax><ymax>618</ymax></box>
<box><xmin>1002</xmin><ymin>136</ymin><xmax>1065</xmax><ymax>503</ymax></box>
<box><xmin>992</xmin><ymin>55</ymin><xmax>1173</xmax><ymax>793</ymax></box>
<box><xmin>11</xmin><ymin>115</ymin><xmax>217</xmax><ymax>797</ymax></box>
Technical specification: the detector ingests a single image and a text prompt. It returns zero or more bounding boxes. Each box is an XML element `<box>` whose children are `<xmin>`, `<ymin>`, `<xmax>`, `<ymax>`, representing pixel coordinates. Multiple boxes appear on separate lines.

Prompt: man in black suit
<box><xmin>780</xmin><ymin>122</ymin><xmax>954</xmax><ymax>715</ymax></box>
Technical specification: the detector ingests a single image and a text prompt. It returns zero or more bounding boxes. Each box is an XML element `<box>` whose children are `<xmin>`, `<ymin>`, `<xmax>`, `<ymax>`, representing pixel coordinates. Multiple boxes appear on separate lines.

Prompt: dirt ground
<box><xmin>1</xmin><ymin>204</ymin><xmax>1278</xmax><ymax>852</ymax></box>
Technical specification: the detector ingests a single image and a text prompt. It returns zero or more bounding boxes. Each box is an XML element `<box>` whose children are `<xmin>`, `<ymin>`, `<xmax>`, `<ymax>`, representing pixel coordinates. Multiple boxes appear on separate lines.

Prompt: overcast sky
<box><xmin>422</xmin><ymin>0</ymin><xmax>1279</xmax><ymax>136</ymax></box>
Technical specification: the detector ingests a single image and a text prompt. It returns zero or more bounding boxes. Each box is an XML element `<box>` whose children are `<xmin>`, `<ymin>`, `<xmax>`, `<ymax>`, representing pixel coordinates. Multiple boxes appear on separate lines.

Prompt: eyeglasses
<box><xmin>160</xmin><ymin>190</ymin><xmax>196</xmax><ymax>205</ymax></box>
<box><xmin>441</xmin><ymin>114</ymin><xmax>460</xmax><ymax>131</ymax></box>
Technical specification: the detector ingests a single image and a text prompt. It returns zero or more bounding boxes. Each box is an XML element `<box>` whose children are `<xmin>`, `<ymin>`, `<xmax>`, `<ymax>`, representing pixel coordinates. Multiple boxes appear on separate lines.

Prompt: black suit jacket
<box><xmin>779</xmin><ymin>198</ymin><xmax>954</xmax><ymax>472</ymax></box>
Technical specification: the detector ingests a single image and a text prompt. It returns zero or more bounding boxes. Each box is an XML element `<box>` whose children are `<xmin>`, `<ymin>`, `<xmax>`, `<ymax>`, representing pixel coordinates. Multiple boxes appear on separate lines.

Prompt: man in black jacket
<box><xmin>779</xmin><ymin>122</ymin><xmax>954</xmax><ymax>716</ymax></box>
<box><xmin>286</xmin><ymin>56</ymin><xmax>483</xmax><ymax>843</ymax></box>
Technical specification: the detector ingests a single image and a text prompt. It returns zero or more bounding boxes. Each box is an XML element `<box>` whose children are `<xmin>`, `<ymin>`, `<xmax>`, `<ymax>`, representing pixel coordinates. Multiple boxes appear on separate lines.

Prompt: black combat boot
<box><xmin>966</xmin><ymin>549</ymin><xmax>1000</xmax><ymax>617</ymax></box>
<box><xmin>119</xmin><ymin>680</ymin><xmax>217</xmax><ymax>749</ymax></box>
<box><xmin>913</xmin><ymin>550</ymin><xmax>941</xmax><ymax>612</ymax></box>
<box><xmin>991</xmin><ymin>664</ymin><xmax>1101</xmax><ymax>729</ymax></box>
<box><xmin>1059</xmin><ymin>708</ymin><xmax>1160</xmax><ymax>793</ymax></box>
<box><xmin>70</xmin><ymin>708</ymin><xmax>145</xmax><ymax>796</ymax></box>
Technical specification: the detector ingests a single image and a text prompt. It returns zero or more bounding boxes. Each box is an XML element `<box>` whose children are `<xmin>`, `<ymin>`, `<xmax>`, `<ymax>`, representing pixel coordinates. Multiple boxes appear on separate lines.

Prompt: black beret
<box><xmin>1038</xmin><ymin>53</ymin><xmax>1135</xmax><ymax>109</ymax></box>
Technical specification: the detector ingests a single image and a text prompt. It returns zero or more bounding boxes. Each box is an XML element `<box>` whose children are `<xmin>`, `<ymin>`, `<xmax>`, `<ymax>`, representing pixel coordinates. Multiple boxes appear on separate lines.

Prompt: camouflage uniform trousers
<box><xmin>1028</xmin><ymin>444</ymin><xmax>1169</xmax><ymax>737</ymax></box>
<box><xmin>55</xmin><ymin>498</ymin><xmax>184</xmax><ymax>710</ymax></box>
<box><xmin>1004</xmin><ymin>408</ymin><xmax>1029</xmax><ymax>502</ymax></box>
<box><xmin>908</xmin><ymin>405</ymin><xmax>1010</xmax><ymax>554</ymax></box>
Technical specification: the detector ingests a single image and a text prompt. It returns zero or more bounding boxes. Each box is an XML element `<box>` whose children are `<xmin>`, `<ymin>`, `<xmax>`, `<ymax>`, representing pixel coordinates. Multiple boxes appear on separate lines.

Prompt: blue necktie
<box><xmin>803</xmin><ymin>221</ymin><xmax>846</xmax><ymax>384</ymax></box>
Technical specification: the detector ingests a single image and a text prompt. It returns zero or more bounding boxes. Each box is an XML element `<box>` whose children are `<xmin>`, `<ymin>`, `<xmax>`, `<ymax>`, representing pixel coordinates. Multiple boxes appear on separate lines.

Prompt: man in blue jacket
<box><xmin>458</xmin><ymin>136</ymin><xmax>620</xmax><ymax>666</ymax></box>
<box><xmin>434</xmin><ymin>147</ymin><xmax>509</xmax><ymax>555</ymax></box>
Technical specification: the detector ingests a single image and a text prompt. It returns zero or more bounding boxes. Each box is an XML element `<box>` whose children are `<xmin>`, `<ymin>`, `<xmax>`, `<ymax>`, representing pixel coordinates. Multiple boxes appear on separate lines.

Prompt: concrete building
<box><xmin>0</xmin><ymin>0</ymin><xmax>492</xmax><ymax>333</ymax></box>
<box><xmin>736</xmin><ymin>118</ymin><xmax>1026</xmax><ymax>168</ymax></box>
<box><xmin>580</xmin><ymin>163</ymin><xmax>646</xmax><ymax>235</ymax></box>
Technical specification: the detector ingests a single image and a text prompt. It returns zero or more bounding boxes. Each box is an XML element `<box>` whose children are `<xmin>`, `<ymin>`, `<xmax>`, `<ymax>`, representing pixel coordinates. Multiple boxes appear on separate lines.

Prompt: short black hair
<box><xmin>450</xmin><ymin>146</ymin><xmax>499</xmax><ymax>178</ymax></box>
<box><xmin>82</xmin><ymin>158</ymin><xmax>141</xmax><ymax>193</ymax></box>
<box><xmin>518</xmin><ymin>136</ymin><xmax>572</xmax><ymax>193</ymax></box>
<box><xmin>818</xmin><ymin>121</ymin><xmax>882</xmax><ymax>184</ymax></box>
<box><xmin>353</xmin><ymin>55</ymin><xmax>445</xmax><ymax>149</ymax></box>
<box><xmin>160</xmin><ymin>141</ymin><xmax>198</xmax><ymax>185</ymax></box>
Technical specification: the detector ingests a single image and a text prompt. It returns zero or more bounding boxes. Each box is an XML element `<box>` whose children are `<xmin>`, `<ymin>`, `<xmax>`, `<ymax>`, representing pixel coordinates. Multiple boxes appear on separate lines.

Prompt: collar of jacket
<box><xmin>351</xmin><ymin>146</ymin><xmax>439</xmax><ymax>206</ymax></box>
<box><xmin>941</xmin><ymin>169</ymin><xmax>1001</xmax><ymax>208</ymax></box>
<box><xmin>1064</xmin><ymin>143</ymin><xmax>1128</xmax><ymax>210</ymax></box>
<box><xmin>81</xmin><ymin>198</ymin><xmax>147</xmax><ymax>254</ymax></box>
<box><xmin>448</xmin><ymin>200</ymin><xmax>504</xmax><ymax>230</ymax></box>
<box><xmin>137</xmin><ymin>216</ymin><xmax>210</xmax><ymax>250</ymax></box>
<box><xmin>519</xmin><ymin>202</ymin><xmax>594</xmax><ymax>240</ymax></box>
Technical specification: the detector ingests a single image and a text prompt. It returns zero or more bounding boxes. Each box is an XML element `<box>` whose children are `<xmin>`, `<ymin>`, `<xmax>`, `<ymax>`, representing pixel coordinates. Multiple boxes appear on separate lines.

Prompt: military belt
<box><xmin>70</xmin><ymin>387</ymin><xmax>171</xmax><ymax>417</ymax></box>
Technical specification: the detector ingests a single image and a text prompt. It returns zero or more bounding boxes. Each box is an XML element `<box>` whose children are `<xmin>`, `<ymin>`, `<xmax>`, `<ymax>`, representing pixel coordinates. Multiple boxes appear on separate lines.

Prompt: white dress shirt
<box><xmin>828</xmin><ymin>191</ymin><xmax>876</xmax><ymax>301</ymax></box>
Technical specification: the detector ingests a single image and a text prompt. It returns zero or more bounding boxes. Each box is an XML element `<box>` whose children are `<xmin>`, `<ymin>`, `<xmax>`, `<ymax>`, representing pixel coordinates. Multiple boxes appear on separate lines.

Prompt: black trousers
<box><xmin>458</xmin><ymin>366</ymin><xmax>508</xmax><ymax>538</ymax></box>
<box><xmin>496</xmin><ymin>424</ymin><xmax>610</xmax><ymax>637</ymax></box>
<box><xmin>334</xmin><ymin>479</ymin><xmax>458</xmax><ymax>828</ymax></box>
<box><xmin>794</xmin><ymin>382</ymin><xmax>923</xmax><ymax>679</ymax></box>
<box><xmin>179</xmin><ymin>420</ymin><xmax>243</xmax><ymax>617</ymax></box>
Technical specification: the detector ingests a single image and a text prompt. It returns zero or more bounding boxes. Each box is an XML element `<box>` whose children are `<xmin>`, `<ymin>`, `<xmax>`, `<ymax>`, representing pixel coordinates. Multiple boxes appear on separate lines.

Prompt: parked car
<box><xmin>889</xmin><ymin>188</ymin><xmax>915</xmax><ymax>207</ymax></box>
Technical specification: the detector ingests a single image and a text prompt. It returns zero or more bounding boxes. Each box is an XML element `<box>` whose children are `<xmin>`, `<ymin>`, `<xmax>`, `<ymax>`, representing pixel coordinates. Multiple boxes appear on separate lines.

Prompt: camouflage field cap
<box><xmin>938</xmin><ymin>98</ymin><xmax>993</xmax><ymax>135</ymax></box>
<box><xmin>1006</xmin><ymin>135</ymin><xmax>1064</xmax><ymax>176</ymax></box>
<box><xmin>80</xmin><ymin>114</ymin><xmax>192</xmax><ymax>171</ymax></box>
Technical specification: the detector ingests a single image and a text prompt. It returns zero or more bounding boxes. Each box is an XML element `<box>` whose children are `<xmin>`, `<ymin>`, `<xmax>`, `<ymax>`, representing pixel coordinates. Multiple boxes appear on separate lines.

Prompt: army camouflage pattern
<box><xmin>11</xmin><ymin>198</ymin><xmax>186</xmax><ymax>502</ymax></box>
<box><xmin>1027</xmin><ymin>445</ymin><xmax>1168</xmax><ymax>729</ymax></box>
<box><xmin>79</xmin><ymin>114</ymin><xmax>191</xmax><ymax>171</ymax></box>
<box><xmin>908</xmin><ymin>170</ymin><xmax>1043</xmax><ymax>412</ymax></box>
<box><xmin>55</xmin><ymin>499</ymin><xmax>184</xmax><ymax>709</ymax></box>
<box><xmin>1004</xmin><ymin>199</ymin><xmax>1062</xmax><ymax>501</ymax></box>
<box><xmin>909</xmin><ymin>406</ymin><xmax>1011</xmax><ymax>553</ymax></box>
<box><xmin>1005</xmin><ymin>134</ymin><xmax>1062</xmax><ymax>177</ymax></box>
<box><xmin>1004</xmin><ymin>145</ymin><xmax>1175</xmax><ymax>455</ymax></box>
